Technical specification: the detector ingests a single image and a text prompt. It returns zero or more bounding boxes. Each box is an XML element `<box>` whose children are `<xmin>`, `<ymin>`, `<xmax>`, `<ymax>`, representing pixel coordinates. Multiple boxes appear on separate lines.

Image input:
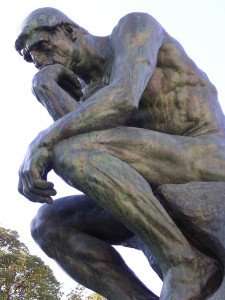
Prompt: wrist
<box><xmin>32</xmin><ymin>126</ymin><xmax>60</xmax><ymax>153</ymax></box>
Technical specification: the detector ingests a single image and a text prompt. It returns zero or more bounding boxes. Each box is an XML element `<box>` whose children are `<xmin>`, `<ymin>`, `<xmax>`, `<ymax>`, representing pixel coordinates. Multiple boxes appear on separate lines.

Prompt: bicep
<box><xmin>110</xmin><ymin>13</ymin><xmax>165</xmax><ymax>105</ymax></box>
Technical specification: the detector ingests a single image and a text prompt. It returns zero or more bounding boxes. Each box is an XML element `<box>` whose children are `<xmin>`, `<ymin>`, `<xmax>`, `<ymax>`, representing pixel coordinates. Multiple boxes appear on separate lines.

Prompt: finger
<box><xmin>24</xmin><ymin>176</ymin><xmax>57</xmax><ymax>196</ymax></box>
<box><xmin>64</xmin><ymin>80</ymin><xmax>83</xmax><ymax>97</ymax></box>
<box><xmin>59</xmin><ymin>76</ymin><xmax>83</xmax><ymax>100</ymax></box>
<box><xmin>24</xmin><ymin>168</ymin><xmax>42</xmax><ymax>187</ymax></box>
<box><xmin>23</xmin><ymin>187</ymin><xmax>53</xmax><ymax>204</ymax></box>
<box><xmin>24</xmin><ymin>174</ymin><xmax>56</xmax><ymax>196</ymax></box>
<box><xmin>73</xmin><ymin>89</ymin><xmax>83</xmax><ymax>98</ymax></box>
<box><xmin>35</xmin><ymin>179</ymin><xmax>55</xmax><ymax>190</ymax></box>
<box><xmin>24</xmin><ymin>173</ymin><xmax>56</xmax><ymax>197</ymax></box>
<box><xmin>63</xmin><ymin>70</ymin><xmax>81</xmax><ymax>88</ymax></box>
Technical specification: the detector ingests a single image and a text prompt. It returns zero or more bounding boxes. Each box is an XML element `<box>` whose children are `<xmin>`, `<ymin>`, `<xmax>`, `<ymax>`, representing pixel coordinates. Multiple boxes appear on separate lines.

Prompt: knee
<box><xmin>52</xmin><ymin>140</ymin><xmax>100</xmax><ymax>190</ymax></box>
<box><xmin>31</xmin><ymin>204</ymin><xmax>59</xmax><ymax>257</ymax></box>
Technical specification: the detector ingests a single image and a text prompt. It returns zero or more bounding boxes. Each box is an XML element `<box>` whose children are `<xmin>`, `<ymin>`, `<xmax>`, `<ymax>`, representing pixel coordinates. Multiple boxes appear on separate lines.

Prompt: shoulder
<box><xmin>111</xmin><ymin>12</ymin><xmax>165</xmax><ymax>38</ymax></box>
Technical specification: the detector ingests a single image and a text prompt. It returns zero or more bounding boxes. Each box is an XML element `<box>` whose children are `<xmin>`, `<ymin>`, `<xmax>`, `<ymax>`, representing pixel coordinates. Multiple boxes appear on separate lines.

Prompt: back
<box><xmin>137</xmin><ymin>35</ymin><xmax>225</xmax><ymax>136</ymax></box>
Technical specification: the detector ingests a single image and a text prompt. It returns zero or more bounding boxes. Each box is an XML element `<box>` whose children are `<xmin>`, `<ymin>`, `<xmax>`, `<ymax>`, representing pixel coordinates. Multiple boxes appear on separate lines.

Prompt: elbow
<box><xmin>91</xmin><ymin>83</ymin><xmax>139</xmax><ymax>127</ymax></box>
<box><xmin>109</xmin><ymin>78</ymin><xmax>141</xmax><ymax>110</ymax></box>
<box><xmin>120</xmin><ymin>98</ymin><xmax>138</xmax><ymax>113</ymax></box>
<box><xmin>114</xmin><ymin>87</ymin><xmax>139</xmax><ymax>112</ymax></box>
<box><xmin>111</xmin><ymin>92</ymin><xmax>138</xmax><ymax>123</ymax></box>
<box><xmin>110</xmin><ymin>82</ymin><xmax>138</xmax><ymax>106</ymax></box>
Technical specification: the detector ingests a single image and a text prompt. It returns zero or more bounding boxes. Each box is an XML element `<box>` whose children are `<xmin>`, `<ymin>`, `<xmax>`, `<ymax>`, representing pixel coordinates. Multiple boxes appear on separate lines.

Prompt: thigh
<box><xmin>37</xmin><ymin>194</ymin><xmax>134</xmax><ymax>244</ymax></box>
<box><xmin>53</xmin><ymin>127</ymin><xmax>225</xmax><ymax>185</ymax></box>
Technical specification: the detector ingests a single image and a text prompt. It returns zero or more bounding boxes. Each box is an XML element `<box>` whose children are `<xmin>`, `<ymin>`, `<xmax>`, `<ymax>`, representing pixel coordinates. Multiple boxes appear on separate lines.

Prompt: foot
<box><xmin>160</xmin><ymin>251</ymin><xmax>220</xmax><ymax>300</ymax></box>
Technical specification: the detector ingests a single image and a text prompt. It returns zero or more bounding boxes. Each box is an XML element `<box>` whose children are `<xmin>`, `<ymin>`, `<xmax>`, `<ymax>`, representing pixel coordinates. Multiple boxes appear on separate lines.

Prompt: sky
<box><xmin>0</xmin><ymin>0</ymin><xmax>225</xmax><ymax>296</ymax></box>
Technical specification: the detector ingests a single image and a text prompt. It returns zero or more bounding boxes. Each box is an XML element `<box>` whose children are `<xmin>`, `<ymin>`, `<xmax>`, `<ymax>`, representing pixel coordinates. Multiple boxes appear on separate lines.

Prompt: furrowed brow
<box><xmin>26</xmin><ymin>39</ymin><xmax>49</xmax><ymax>52</ymax></box>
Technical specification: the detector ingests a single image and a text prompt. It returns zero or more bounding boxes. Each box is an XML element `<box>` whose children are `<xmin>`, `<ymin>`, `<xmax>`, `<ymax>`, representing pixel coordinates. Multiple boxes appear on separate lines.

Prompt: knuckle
<box><xmin>32</xmin><ymin>78</ymin><xmax>45</xmax><ymax>91</ymax></box>
<box><xmin>33</xmin><ymin>71</ymin><xmax>43</xmax><ymax>82</ymax></box>
<box><xmin>33</xmin><ymin>69</ymin><xmax>51</xmax><ymax>86</ymax></box>
<box><xmin>32</xmin><ymin>75</ymin><xmax>47</xmax><ymax>89</ymax></box>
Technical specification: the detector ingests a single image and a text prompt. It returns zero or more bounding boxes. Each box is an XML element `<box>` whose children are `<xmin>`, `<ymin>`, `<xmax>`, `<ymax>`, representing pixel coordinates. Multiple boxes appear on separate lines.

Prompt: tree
<box><xmin>87</xmin><ymin>293</ymin><xmax>107</xmax><ymax>300</ymax></box>
<box><xmin>66</xmin><ymin>285</ymin><xmax>86</xmax><ymax>300</ymax></box>
<box><xmin>0</xmin><ymin>226</ymin><xmax>62</xmax><ymax>299</ymax></box>
<box><xmin>66</xmin><ymin>286</ymin><xmax>107</xmax><ymax>300</ymax></box>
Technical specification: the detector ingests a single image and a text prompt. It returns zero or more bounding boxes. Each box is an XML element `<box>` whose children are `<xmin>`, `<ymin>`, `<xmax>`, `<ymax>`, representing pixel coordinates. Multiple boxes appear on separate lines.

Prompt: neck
<box><xmin>72</xmin><ymin>34</ymin><xmax>112</xmax><ymax>83</ymax></box>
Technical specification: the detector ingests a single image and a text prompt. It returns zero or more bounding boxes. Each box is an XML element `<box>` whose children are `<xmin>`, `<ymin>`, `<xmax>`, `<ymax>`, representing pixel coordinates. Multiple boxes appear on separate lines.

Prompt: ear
<box><xmin>62</xmin><ymin>24</ymin><xmax>78</xmax><ymax>41</ymax></box>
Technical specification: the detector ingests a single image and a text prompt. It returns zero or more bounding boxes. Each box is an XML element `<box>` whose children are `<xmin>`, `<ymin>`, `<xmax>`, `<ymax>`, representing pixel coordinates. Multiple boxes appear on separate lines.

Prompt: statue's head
<box><xmin>15</xmin><ymin>7</ymin><xmax>88</xmax><ymax>70</ymax></box>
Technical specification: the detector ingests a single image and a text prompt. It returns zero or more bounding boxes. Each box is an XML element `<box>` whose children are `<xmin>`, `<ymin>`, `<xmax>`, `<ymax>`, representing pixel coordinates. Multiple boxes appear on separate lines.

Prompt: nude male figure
<box><xmin>16</xmin><ymin>7</ymin><xmax>225</xmax><ymax>300</ymax></box>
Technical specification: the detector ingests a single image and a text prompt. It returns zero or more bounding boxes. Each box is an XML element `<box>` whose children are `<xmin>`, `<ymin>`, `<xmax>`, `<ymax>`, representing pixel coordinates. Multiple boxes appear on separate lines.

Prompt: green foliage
<box><xmin>66</xmin><ymin>286</ymin><xmax>107</xmax><ymax>300</ymax></box>
<box><xmin>0</xmin><ymin>226</ymin><xmax>107</xmax><ymax>300</ymax></box>
<box><xmin>66</xmin><ymin>285</ymin><xmax>86</xmax><ymax>300</ymax></box>
<box><xmin>87</xmin><ymin>293</ymin><xmax>107</xmax><ymax>300</ymax></box>
<box><xmin>0</xmin><ymin>226</ymin><xmax>62</xmax><ymax>300</ymax></box>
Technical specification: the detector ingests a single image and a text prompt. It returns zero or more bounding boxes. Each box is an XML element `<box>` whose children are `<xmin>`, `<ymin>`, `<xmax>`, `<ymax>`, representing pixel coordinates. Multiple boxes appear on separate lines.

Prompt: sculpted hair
<box><xmin>15</xmin><ymin>7</ymin><xmax>87</xmax><ymax>62</ymax></box>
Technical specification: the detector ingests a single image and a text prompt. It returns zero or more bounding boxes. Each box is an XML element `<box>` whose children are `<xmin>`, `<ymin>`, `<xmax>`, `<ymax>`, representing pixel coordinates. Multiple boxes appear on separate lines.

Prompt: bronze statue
<box><xmin>16</xmin><ymin>7</ymin><xmax>225</xmax><ymax>300</ymax></box>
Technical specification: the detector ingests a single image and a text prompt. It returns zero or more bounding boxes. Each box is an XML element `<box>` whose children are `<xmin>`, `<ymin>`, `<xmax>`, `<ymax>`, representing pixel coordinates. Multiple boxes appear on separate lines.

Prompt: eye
<box><xmin>30</xmin><ymin>41</ymin><xmax>52</xmax><ymax>52</ymax></box>
<box><xmin>40</xmin><ymin>41</ymin><xmax>52</xmax><ymax>51</ymax></box>
<box><xmin>39</xmin><ymin>41</ymin><xmax>52</xmax><ymax>52</ymax></box>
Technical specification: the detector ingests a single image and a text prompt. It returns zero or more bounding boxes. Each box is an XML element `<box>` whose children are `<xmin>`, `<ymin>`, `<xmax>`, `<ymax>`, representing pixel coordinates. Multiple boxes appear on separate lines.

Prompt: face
<box><xmin>24</xmin><ymin>27</ymin><xmax>75</xmax><ymax>69</ymax></box>
<box><xmin>22</xmin><ymin>25</ymin><xmax>104</xmax><ymax>82</ymax></box>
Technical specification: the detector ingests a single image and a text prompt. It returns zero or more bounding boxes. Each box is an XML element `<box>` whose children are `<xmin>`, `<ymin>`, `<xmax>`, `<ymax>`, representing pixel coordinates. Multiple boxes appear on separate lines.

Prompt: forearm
<box><xmin>33</xmin><ymin>81</ymin><xmax>81</xmax><ymax>121</ymax></box>
<box><xmin>32</xmin><ymin>64</ymin><xmax>83</xmax><ymax>121</ymax></box>
<box><xmin>34</xmin><ymin>85</ymin><xmax>136</xmax><ymax>150</ymax></box>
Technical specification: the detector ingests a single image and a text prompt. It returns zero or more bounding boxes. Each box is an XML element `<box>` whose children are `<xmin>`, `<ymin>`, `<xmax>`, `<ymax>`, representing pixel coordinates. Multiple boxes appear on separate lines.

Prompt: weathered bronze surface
<box><xmin>16</xmin><ymin>7</ymin><xmax>225</xmax><ymax>300</ymax></box>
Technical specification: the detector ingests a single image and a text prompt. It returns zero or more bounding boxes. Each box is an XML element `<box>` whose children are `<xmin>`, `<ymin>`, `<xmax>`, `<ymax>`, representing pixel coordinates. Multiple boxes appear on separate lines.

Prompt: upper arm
<box><xmin>110</xmin><ymin>13</ymin><xmax>165</xmax><ymax>106</ymax></box>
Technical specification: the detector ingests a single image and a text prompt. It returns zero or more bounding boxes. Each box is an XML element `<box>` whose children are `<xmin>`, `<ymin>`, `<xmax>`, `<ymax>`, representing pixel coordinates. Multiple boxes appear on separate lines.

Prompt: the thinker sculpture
<box><xmin>16</xmin><ymin>7</ymin><xmax>225</xmax><ymax>300</ymax></box>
